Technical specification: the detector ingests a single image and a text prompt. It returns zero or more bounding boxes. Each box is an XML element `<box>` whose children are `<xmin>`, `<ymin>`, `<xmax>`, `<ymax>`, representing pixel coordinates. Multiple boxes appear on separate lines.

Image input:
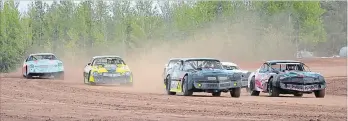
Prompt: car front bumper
<box><xmin>279</xmin><ymin>83</ymin><xmax>326</xmax><ymax>92</ymax></box>
<box><xmin>93</xmin><ymin>75</ymin><xmax>132</xmax><ymax>84</ymax></box>
<box><xmin>193</xmin><ymin>81</ymin><xmax>242</xmax><ymax>90</ymax></box>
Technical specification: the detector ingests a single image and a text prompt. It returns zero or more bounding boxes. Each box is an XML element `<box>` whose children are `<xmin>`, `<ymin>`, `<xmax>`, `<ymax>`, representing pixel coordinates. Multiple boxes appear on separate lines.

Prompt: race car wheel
<box><xmin>268</xmin><ymin>78</ymin><xmax>280</xmax><ymax>97</ymax></box>
<box><xmin>212</xmin><ymin>92</ymin><xmax>221</xmax><ymax>97</ymax></box>
<box><xmin>166</xmin><ymin>76</ymin><xmax>176</xmax><ymax>95</ymax></box>
<box><xmin>87</xmin><ymin>71</ymin><xmax>96</xmax><ymax>86</ymax></box>
<box><xmin>249</xmin><ymin>76</ymin><xmax>260</xmax><ymax>96</ymax></box>
<box><xmin>83</xmin><ymin>72</ymin><xmax>88</xmax><ymax>84</ymax></box>
<box><xmin>314</xmin><ymin>89</ymin><xmax>325</xmax><ymax>98</ymax></box>
<box><xmin>25</xmin><ymin>67</ymin><xmax>33</xmax><ymax>79</ymax></box>
<box><xmin>293</xmin><ymin>93</ymin><xmax>303</xmax><ymax>97</ymax></box>
<box><xmin>182</xmin><ymin>75</ymin><xmax>193</xmax><ymax>96</ymax></box>
<box><xmin>230</xmin><ymin>88</ymin><xmax>241</xmax><ymax>98</ymax></box>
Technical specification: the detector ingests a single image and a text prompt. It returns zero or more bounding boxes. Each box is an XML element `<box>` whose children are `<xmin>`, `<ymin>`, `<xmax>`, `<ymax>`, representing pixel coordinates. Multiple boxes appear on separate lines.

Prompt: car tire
<box><xmin>88</xmin><ymin>71</ymin><xmax>96</xmax><ymax>86</ymax></box>
<box><xmin>268</xmin><ymin>78</ymin><xmax>280</xmax><ymax>97</ymax></box>
<box><xmin>249</xmin><ymin>76</ymin><xmax>260</xmax><ymax>96</ymax></box>
<box><xmin>294</xmin><ymin>93</ymin><xmax>303</xmax><ymax>97</ymax></box>
<box><xmin>182</xmin><ymin>75</ymin><xmax>193</xmax><ymax>96</ymax></box>
<box><xmin>212</xmin><ymin>92</ymin><xmax>221</xmax><ymax>97</ymax></box>
<box><xmin>83</xmin><ymin>72</ymin><xmax>88</xmax><ymax>84</ymax></box>
<box><xmin>166</xmin><ymin>75</ymin><xmax>176</xmax><ymax>95</ymax></box>
<box><xmin>314</xmin><ymin>89</ymin><xmax>325</xmax><ymax>98</ymax></box>
<box><xmin>230</xmin><ymin>87</ymin><xmax>241</xmax><ymax>98</ymax></box>
<box><xmin>25</xmin><ymin>67</ymin><xmax>32</xmax><ymax>79</ymax></box>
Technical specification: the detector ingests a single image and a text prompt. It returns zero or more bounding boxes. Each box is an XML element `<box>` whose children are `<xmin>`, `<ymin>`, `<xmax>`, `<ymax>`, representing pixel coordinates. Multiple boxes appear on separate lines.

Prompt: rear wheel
<box><xmin>166</xmin><ymin>76</ymin><xmax>176</xmax><ymax>95</ymax></box>
<box><xmin>212</xmin><ymin>92</ymin><xmax>221</xmax><ymax>97</ymax></box>
<box><xmin>249</xmin><ymin>76</ymin><xmax>260</xmax><ymax>96</ymax></box>
<box><xmin>230</xmin><ymin>88</ymin><xmax>241</xmax><ymax>98</ymax></box>
<box><xmin>314</xmin><ymin>89</ymin><xmax>325</xmax><ymax>98</ymax></box>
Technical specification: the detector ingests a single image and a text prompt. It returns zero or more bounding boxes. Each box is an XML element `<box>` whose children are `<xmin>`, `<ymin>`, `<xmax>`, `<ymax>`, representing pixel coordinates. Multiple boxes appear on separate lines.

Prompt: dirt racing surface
<box><xmin>0</xmin><ymin>58</ymin><xmax>347</xmax><ymax>121</ymax></box>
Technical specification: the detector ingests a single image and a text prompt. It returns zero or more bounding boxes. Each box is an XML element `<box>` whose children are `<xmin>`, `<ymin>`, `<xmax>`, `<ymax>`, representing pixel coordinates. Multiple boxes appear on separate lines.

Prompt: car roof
<box><xmin>221</xmin><ymin>62</ymin><xmax>238</xmax><ymax>66</ymax></box>
<box><xmin>92</xmin><ymin>55</ymin><xmax>122</xmax><ymax>59</ymax></box>
<box><xmin>30</xmin><ymin>53</ymin><xmax>55</xmax><ymax>56</ymax></box>
<box><xmin>168</xmin><ymin>58</ymin><xmax>181</xmax><ymax>61</ymax></box>
<box><xmin>266</xmin><ymin>60</ymin><xmax>302</xmax><ymax>64</ymax></box>
<box><xmin>180</xmin><ymin>58</ymin><xmax>220</xmax><ymax>62</ymax></box>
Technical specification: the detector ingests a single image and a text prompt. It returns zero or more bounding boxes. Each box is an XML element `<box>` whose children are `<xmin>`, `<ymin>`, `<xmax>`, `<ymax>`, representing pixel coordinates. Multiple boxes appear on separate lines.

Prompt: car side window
<box><xmin>259</xmin><ymin>64</ymin><xmax>268</xmax><ymax>73</ymax></box>
<box><xmin>91</xmin><ymin>59</ymin><xmax>97</xmax><ymax>66</ymax></box>
<box><xmin>183</xmin><ymin>62</ymin><xmax>193</xmax><ymax>71</ymax></box>
<box><xmin>26</xmin><ymin>56</ymin><xmax>31</xmax><ymax>62</ymax></box>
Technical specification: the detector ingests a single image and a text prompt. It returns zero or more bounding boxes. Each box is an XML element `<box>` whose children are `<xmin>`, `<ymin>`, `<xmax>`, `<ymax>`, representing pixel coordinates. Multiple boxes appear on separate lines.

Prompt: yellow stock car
<box><xmin>83</xmin><ymin>56</ymin><xmax>133</xmax><ymax>86</ymax></box>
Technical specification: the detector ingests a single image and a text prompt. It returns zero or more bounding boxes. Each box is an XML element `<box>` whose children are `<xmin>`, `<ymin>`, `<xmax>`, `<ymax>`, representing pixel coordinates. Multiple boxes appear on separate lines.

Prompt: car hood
<box><xmin>280</xmin><ymin>71</ymin><xmax>321</xmax><ymax>78</ymax></box>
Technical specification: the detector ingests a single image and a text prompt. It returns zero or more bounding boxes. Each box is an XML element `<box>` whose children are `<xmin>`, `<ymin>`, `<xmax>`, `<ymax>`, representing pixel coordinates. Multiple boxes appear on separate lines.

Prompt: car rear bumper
<box><xmin>193</xmin><ymin>81</ymin><xmax>242</xmax><ymax>90</ymax></box>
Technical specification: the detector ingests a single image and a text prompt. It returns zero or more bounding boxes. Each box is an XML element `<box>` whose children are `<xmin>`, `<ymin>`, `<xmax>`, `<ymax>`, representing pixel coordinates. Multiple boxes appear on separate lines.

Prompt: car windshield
<box><xmin>271</xmin><ymin>63</ymin><xmax>305</xmax><ymax>72</ymax></box>
<box><xmin>184</xmin><ymin>60</ymin><xmax>223</xmax><ymax>70</ymax></box>
<box><xmin>28</xmin><ymin>54</ymin><xmax>58</xmax><ymax>61</ymax></box>
<box><xmin>222</xmin><ymin>65</ymin><xmax>239</xmax><ymax>70</ymax></box>
<box><xmin>93</xmin><ymin>58</ymin><xmax>125</xmax><ymax>66</ymax></box>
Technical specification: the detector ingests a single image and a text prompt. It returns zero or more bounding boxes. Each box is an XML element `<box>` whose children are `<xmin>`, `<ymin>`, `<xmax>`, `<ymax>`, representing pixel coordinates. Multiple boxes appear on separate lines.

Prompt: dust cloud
<box><xmin>60</xmin><ymin>11</ymin><xmax>298</xmax><ymax>94</ymax></box>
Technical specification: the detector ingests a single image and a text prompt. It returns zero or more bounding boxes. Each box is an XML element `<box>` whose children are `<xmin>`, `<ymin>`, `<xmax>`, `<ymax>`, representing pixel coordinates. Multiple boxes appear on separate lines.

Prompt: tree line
<box><xmin>0</xmin><ymin>0</ymin><xmax>346</xmax><ymax>72</ymax></box>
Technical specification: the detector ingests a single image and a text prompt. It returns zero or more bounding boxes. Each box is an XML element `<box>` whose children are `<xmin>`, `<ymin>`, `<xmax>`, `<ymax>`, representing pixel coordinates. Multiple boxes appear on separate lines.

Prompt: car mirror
<box><xmin>87</xmin><ymin>63</ymin><xmax>91</xmax><ymax>66</ymax></box>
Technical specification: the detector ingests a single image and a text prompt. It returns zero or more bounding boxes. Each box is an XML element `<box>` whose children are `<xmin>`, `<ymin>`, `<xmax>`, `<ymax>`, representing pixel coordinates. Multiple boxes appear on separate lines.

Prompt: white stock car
<box><xmin>221</xmin><ymin>62</ymin><xmax>251</xmax><ymax>89</ymax></box>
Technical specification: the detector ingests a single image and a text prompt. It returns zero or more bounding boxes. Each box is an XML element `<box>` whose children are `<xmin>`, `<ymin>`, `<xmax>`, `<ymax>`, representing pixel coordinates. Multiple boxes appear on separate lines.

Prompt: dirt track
<box><xmin>0</xmin><ymin>58</ymin><xmax>347</xmax><ymax>121</ymax></box>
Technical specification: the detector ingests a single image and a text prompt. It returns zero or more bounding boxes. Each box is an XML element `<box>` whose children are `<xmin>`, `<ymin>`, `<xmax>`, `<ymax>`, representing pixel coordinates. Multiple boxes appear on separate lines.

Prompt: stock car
<box><xmin>22</xmin><ymin>53</ymin><xmax>64</xmax><ymax>79</ymax></box>
<box><xmin>164</xmin><ymin>58</ymin><xmax>242</xmax><ymax>98</ymax></box>
<box><xmin>221</xmin><ymin>62</ymin><xmax>251</xmax><ymax>89</ymax></box>
<box><xmin>83</xmin><ymin>56</ymin><xmax>133</xmax><ymax>86</ymax></box>
<box><xmin>247</xmin><ymin>60</ymin><xmax>326</xmax><ymax>98</ymax></box>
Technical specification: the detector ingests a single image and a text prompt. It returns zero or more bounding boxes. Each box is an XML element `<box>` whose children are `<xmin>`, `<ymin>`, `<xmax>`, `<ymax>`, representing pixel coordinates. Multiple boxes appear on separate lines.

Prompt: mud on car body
<box><xmin>164</xmin><ymin>58</ymin><xmax>242</xmax><ymax>98</ymax></box>
<box><xmin>247</xmin><ymin>60</ymin><xmax>326</xmax><ymax>98</ymax></box>
<box><xmin>83</xmin><ymin>56</ymin><xmax>133</xmax><ymax>86</ymax></box>
<box><xmin>22</xmin><ymin>53</ymin><xmax>64</xmax><ymax>79</ymax></box>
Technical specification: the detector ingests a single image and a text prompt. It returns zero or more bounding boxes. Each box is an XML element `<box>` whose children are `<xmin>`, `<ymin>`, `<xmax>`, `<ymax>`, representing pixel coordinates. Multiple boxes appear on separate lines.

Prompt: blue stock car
<box><xmin>164</xmin><ymin>58</ymin><xmax>242</xmax><ymax>98</ymax></box>
<box><xmin>22</xmin><ymin>53</ymin><xmax>64</xmax><ymax>79</ymax></box>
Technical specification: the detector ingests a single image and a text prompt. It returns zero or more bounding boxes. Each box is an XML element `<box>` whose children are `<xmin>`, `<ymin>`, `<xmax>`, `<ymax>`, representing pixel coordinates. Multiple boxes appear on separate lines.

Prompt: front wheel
<box><xmin>212</xmin><ymin>92</ymin><xmax>221</xmax><ymax>97</ymax></box>
<box><xmin>314</xmin><ymin>89</ymin><xmax>325</xmax><ymax>98</ymax></box>
<box><xmin>166</xmin><ymin>76</ymin><xmax>176</xmax><ymax>95</ymax></box>
<box><xmin>230</xmin><ymin>88</ymin><xmax>241</xmax><ymax>98</ymax></box>
<box><xmin>294</xmin><ymin>93</ymin><xmax>303</xmax><ymax>97</ymax></box>
<box><xmin>249</xmin><ymin>76</ymin><xmax>260</xmax><ymax>96</ymax></box>
<box><xmin>182</xmin><ymin>76</ymin><xmax>193</xmax><ymax>96</ymax></box>
<box><xmin>268</xmin><ymin>78</ymin><xmax>280</xmax><ymax>97</ymax></box>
